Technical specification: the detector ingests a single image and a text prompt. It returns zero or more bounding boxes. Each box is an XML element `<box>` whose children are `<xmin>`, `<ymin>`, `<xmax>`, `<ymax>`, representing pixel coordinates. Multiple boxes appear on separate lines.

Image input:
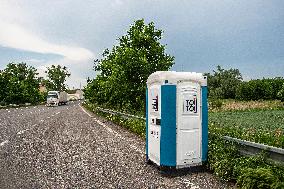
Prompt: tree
<box><xmin>0</xmin><ymin>62</ymin><xmax>41</xmax><ymax>104</ymax></box>
<box><xmin>85</xmin><ymin>19</ymin><xmax>174</xmax><ymax>112</ymax></box>
<box><xmin>205</xmin><ymin>65</ymin><xmax>242</xmax><ymax>99</ymax></box>
<box><xmin>0</xmin><ymin>70</ymin><xmax>8</xmax><ymax>105</ymax></box>
<box><xmin>277</xmin><ymin>83</ymin><xmax>284</xmax><ymax>102</ymax></box>
<box><xmin>236</xmin><ymin>78</ymin><xmax>284</xmax><ymax>101</ymax></box>
<box><xmin>45</xmin><ymin>65</ymin><xmax>70</xmax><ymax>91</ymax></box>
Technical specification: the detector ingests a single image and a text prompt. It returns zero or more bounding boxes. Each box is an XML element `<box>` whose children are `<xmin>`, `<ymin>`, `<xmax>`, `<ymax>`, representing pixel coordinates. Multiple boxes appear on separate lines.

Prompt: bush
<box><xmin>209</xmin><ymin>98</ymin><xmax>223</xmax><ymax>109</ymax></box>
<box><xmin>237</xmin><ymin>168</ymin><xmax>277</xmax><ymax>189</ymax></box>
<box><xmin>206</xmin><ymin>65</ymin><xmax>242</xmax><ymax>99</ymax></box>
<box><xmin>208</xmin><ymin>133</ymin><xmax>284</xmax><ymax>188</ymax></box>
<box><xmin>277</xmin><ymin>83</ymin><xmax>284</xmax><ymax>102</ymax></box>
<box><xmin>0</xmin><ymin>63</ymin><xmax>43</xmax><ymax>105</ymax></box>
<box><xmin>236</xmin><ymin>78</ymin><xmax>284</xmax><ymax>101</ymax></box>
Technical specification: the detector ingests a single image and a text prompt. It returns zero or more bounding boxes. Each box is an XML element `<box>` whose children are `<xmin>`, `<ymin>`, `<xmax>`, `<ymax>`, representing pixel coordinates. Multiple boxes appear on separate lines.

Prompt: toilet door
<box><xmin>148</xmin><ymin>83</ymin><xmax>161</xmax><ymax>165</ymax></box>
<box><xmin>176</xmin><ymin>81</ymin><xmax>202</xmax><ymax>166</ymax></box>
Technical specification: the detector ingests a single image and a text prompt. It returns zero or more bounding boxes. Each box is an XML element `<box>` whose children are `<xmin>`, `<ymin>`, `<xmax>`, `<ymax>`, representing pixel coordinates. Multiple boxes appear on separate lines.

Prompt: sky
<box><xmin>0</xmin><ymin>0</ymin><xmax>283</xmax><ymax>88</ymax></box>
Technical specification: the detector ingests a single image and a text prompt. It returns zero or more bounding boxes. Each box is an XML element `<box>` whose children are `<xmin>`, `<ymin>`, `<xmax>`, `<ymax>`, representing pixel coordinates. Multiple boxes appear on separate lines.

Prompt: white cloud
<box><xmin>0</xmin><ymin>0</ymin><xmax>94</xmax><ymax>61</ymax></box>
<box><xmin>0</xmin><ymin>20</ymin><xmax>94</xmax><ymax>61</ymax></box>
<box><xmin>112</xmin><ymin>0</ymin><xmax>123</xmax><ymax>7</ymax></box>
<box><xmin>26</xmin><ymin>58</ymin><xmax>46</xmax><ymax>64</ymax></box>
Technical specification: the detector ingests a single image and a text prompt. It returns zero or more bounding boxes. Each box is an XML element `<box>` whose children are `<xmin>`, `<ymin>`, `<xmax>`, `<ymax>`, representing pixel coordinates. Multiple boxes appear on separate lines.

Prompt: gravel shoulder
<box><xmin>0</xmin><ymin>101</ymin><xmax>234</xmax><ymax>188</ymax></box>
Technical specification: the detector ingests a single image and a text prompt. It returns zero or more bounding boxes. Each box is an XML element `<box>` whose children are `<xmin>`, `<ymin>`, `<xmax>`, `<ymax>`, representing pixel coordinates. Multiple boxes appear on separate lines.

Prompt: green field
<box><xmin>209</xmin><ymin>109</ymin><xmax>284</xmax><ymax>148</ymax></box>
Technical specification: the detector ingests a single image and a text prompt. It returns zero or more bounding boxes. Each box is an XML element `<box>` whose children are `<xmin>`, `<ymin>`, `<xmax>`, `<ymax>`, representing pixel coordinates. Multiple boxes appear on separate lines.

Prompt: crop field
<box><xmin>209</xmin><ymin>109</ymin><xmax>284</xmax><ymax>148</ymax></box>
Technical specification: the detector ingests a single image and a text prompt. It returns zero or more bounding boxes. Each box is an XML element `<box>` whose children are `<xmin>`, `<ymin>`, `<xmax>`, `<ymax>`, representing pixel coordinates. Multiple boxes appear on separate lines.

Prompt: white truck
<box><xmin>46</xmin><ymin>91</ymin><xmax>68</xmax><ymax>106</ymax></box>
<box><xmin>75</xmin><ymin>90</ymin><xmax>84</xmax><ymax>100</ymax></box>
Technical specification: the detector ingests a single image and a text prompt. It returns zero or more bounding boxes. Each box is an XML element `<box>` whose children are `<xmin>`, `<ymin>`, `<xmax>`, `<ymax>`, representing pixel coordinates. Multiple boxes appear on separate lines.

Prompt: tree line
<box><xmin>205</xmin><ymin>66</ymin><xmax>284</xmax><ymax>101</ymax></box>
<box><xmin>0</xmin><ymin>63</ymin><xmax>70</xmax><ymax>105</ymax></box>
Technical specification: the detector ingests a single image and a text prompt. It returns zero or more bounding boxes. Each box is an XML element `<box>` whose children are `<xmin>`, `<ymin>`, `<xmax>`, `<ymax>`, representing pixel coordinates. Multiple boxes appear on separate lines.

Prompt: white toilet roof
<box><xmin>147</xmin><ymin>71</ymin><xmax>207</xmax><ymax>86</ymax></box>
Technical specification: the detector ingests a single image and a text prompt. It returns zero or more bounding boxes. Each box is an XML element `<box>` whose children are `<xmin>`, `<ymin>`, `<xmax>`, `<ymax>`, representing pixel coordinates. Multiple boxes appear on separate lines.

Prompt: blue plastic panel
<box><xmin>160</xmin><ymin>85</ymin><xmax>176</xmax><ymax>166</ymax></box>
<box><xmin>201</xmin><ymin>86</ymin><xmax>208</xmax><ymax>161</ymax></box>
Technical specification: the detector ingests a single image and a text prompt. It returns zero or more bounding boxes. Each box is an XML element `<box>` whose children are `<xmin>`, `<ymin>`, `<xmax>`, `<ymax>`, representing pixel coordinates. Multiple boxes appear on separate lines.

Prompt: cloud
<box><xmin>0</xmin><ymin>0</ymin><xmax>94</xmax><ymax>61</ymax></box>
<box><xmin>0</xmin><ymin>20</ymin><xmax>94</xmax><ymax>61</ymax></box>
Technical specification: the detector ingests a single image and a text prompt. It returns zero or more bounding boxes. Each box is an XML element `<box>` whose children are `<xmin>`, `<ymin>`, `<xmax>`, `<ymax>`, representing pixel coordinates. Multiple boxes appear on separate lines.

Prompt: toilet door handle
<box><xmin>156</xmin><ymin>118</ymin><xmax>161</xmax><ymax>125</ymax></box>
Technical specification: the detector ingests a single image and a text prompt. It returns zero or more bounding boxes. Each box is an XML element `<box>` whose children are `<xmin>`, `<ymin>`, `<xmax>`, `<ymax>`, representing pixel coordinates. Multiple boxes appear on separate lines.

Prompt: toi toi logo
<box><xmin>184</xmin><ymin>95</ymin><xmax>197</xmax><ymax>113</ymax></box>
<box><xmin>152</xmin><ymin>95</ymin><xmax>158</xmax><ymax>112</ymax></box>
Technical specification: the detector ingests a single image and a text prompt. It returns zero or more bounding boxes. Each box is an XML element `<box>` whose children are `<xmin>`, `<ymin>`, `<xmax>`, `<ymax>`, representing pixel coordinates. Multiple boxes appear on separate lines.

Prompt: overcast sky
<box><xmin>0</xmin><ymin>0</ymin><xmax>283</xmax><ymax>88</ymax></box>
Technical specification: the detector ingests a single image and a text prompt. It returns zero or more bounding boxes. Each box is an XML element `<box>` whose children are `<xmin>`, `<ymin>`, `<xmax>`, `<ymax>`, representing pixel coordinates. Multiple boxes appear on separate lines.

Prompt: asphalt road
<box><xmin>0</xmin><ymin>101</ymin><xmax>232</xmax><ymax>189</ymax></box>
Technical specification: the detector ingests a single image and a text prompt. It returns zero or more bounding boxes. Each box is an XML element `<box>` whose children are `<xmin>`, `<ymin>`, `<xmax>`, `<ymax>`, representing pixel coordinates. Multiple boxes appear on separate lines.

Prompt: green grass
<box><xmin>209</xmin><ymin>109</ymin><xmax>284</xmax><ymax>148</ymax></box>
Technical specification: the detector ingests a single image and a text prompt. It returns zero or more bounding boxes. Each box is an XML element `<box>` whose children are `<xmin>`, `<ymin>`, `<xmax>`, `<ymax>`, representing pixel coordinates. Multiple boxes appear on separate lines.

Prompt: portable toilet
<box><xmin>146</xmin><ymin>71</ymin><xmax>208</xmax><ymax>169</ymax></box>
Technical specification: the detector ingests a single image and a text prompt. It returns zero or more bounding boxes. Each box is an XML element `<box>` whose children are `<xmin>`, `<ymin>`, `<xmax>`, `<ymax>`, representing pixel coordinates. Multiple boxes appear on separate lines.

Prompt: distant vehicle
<box><xmin>75</xmin><ymin>90</ymin><xmax>84</xmax><ymax>100</ymax></box>
<box><xmin>69</xmin><ymin>96</ymin><xmax>77</xmax><ymax>101</ymax></box>
<box><xmin>46</xmin><ymin>91</ymin><xmax>68</xmax><ymax>106</ymax></box>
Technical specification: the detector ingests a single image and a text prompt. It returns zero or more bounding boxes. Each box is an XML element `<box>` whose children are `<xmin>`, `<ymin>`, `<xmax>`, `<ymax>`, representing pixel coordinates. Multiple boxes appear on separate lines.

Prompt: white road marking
<box><xmin>0</xmin><ymin>140</ymin><xmax>9</xmax><ymax>147</ymax></box>
<box><xmin>79</xmin><ymin>105</ymin><xmax>143</xmax><ymax>154</ymax></box>
<box><xmin>17</xmin><ymin>130</ymin><xmax>26</xmax><ymax>135</ymax></box>
<box><xmin>16</xmin><ymin>124</ymin><xmax>37</xmax><ymax>135</ymax></box>
<box><xmin>180</xmin><ymin>178</ymin><xmax>200</xmax><ymax>189</ymax></box>
<box><xmin>79</xmin><ymin>105</ymin><xmax>93</xmax><ymax>118</ymax></box>
<box><xmin>95</xmin><ymin>118</ymin><xmax>115</xmax><ymax>134</ymax></box>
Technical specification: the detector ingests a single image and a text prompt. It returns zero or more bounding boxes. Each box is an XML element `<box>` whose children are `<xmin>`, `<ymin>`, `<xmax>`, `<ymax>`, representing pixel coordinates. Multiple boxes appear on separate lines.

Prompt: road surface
<box><xmin>0</xmin><ymin>101</ymin><xmax>232</xmax><ymax>188</ymax></box>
